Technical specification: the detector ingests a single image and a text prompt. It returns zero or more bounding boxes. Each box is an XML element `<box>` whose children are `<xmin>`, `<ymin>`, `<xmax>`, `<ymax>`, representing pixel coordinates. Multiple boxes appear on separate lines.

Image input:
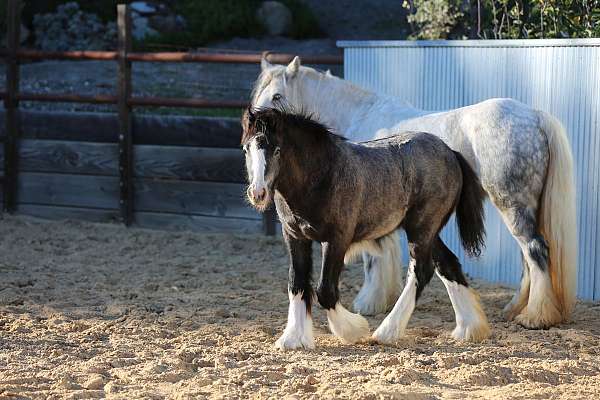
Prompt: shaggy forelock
<box><xmin>251</xmin><ymin>66</ymin><xmax>282</xmax><ymax>103</ymax></box>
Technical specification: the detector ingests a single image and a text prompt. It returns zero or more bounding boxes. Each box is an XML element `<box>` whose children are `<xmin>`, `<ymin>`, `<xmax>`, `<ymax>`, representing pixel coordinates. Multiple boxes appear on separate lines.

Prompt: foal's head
<box><xmin>241</xmin><ymin>108</ymin><xmax>284</xmax><ymax>211</ymax></box>
<box><xmin>241</xmin><ymin>107</ymin><xmax>338</xmax><ymax>211</ymax></box>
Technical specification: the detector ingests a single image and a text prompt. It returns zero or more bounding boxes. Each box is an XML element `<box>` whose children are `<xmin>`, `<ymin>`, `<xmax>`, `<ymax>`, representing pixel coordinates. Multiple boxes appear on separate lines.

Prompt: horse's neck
<box><xmin>298</xmin><ymin>75</ymin><xmax>423</xmax><ymax>139</ymax></box>
<box><xmin>298</xmin><ymin>76</ymin><xmax>377</xmax><ymax>134</ymax></box>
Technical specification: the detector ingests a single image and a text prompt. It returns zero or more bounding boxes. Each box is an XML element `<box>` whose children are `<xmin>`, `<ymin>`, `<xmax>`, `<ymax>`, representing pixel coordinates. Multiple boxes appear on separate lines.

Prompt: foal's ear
<box><xmin>241</xmin><ymin>107</ymin><xmax>255</xmax><ymax>141</ymax></box>
<box><xmin>285</xmin><ymin>56</ymin><xmax>301</xmax><ymax>78</ymax></box>
<box><xmin>325</xmin><ymin>69</ymin><xmax>333</xmax><ymax>77</ymax></box>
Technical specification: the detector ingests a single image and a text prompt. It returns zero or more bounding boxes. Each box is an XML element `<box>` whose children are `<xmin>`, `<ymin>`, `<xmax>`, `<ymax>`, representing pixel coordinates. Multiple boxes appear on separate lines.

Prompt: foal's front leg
<box><xmin>316</xmin><ymin>241</ymin><xmax>369</xmax><ymax>343</ymax></box>
<box><xmin>275</xmin><ymin>233</ymin><xmax>315</xmax><ymax>350</ymax></box>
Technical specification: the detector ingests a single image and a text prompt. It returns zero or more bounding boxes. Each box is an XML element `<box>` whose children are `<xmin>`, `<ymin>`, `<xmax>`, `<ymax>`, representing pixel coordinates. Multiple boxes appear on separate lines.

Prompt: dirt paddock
<box><xmin>1</xmin><ymin>216</ymin><xmax>599</xmax><ymax>399</ymax></box>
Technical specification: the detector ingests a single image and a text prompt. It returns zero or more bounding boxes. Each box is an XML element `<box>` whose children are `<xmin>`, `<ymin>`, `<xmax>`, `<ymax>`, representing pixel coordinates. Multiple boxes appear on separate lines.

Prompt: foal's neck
<box><xmin>276</xmin><ymin>128</ymin><xmax>341</xmax><ymax>204</ymax></box>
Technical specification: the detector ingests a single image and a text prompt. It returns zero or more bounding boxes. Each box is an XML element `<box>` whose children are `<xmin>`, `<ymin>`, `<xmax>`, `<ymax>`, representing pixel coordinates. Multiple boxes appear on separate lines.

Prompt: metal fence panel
<box><xmin>339</xmin><ymin>39</ymin><xmax>600</xmax><ymax>300</ymax></box>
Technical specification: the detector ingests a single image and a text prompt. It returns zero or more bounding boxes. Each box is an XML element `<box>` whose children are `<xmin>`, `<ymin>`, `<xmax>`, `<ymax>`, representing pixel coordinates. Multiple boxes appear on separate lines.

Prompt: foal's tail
<box><xmin>454</xmin><ymin>151</ymin><xmax>486</xmax><ymax>257</ymax></box>
<box><xmin>537</xmin><ymin>111</ymin><xmax>577</xmax><ymax>321</ymax></box>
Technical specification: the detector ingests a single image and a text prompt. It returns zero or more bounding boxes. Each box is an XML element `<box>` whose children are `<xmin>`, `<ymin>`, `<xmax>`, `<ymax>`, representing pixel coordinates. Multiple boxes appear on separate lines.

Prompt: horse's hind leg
<box><xmin>433</xmin><ymin>237</ymin><xmax>490</xmax><ymax>342</ymax></box>
<box><xmin>275</xmin><ymin>232</ymin><xmax>315</xmax><ymax>350</ymax></box>
<box><xmin>500</xmin><ymin>206</ymin><xmax>561</xmax><ymax>328</ymax></box>
<box><xmin>372</xmin><ymin>237</ymin><xmax>434</xmax><ymax>344</ymax></box>
<box><xmin>502</xmin><ymin>255</ymin><xmax>530</xmax><ymax>321</ymax></box>
<box><xmin>353</xmin><ymin>232</ymin><xmax>403</xmax><ymax>315</ymax></box>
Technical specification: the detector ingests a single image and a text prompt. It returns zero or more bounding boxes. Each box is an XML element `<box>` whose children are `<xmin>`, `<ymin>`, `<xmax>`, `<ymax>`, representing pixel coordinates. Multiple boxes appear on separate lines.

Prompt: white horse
<box><xmin>252</xmin><ymin>57</ymin><xmax>577</xmax><ymax>330</ymax></box>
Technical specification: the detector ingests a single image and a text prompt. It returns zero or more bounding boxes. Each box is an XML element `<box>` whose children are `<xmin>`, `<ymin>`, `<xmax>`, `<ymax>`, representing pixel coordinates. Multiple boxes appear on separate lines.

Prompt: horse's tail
<box><xmin>537</xmin><ymin>111</ymin><xmax>577</xmax><ymax>321</ymax></box>
<box><xmin>453</xmin><ymin>151</ymin><xmax>486</xmax><ymax>258</ymax></box>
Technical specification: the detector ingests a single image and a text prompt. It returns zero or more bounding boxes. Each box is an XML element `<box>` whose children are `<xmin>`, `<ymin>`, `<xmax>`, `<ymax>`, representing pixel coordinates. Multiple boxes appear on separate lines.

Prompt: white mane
<box><xmin>252</xmin><ymin>62</ymin><xmax>422</xmax><ymax>142</ymax></box>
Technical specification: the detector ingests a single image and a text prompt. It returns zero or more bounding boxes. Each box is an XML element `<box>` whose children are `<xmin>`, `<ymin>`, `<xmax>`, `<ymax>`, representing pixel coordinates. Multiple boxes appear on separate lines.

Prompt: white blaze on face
<box><xmin>249</xmin><ymin>138</ymin><xmax>267</xmax><ymax>199</ymax></box>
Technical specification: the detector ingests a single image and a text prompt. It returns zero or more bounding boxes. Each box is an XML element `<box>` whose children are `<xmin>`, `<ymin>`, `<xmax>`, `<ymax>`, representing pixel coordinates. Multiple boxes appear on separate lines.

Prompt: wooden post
<box><xmin>3</xmin><ymin>0</ymin><xmax>21</xmax><ymax>213</ymax></box>
<box><xmin>263</xmin><ymin>208</ymin><xmax>276</xmax><ymax>235</ymax></box>
<box><xmin>117</xmin><ymin>4</ymin><xmax>133</xmax><ymax>225</ymax></box>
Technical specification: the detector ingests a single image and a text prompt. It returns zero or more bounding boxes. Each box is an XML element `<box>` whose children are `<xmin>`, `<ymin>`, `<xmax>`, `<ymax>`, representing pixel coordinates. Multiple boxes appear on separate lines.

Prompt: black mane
<box><xmin>242</xmin><ymin>105</ymin><xmax>346</xmax><ymax>146</ymax></box>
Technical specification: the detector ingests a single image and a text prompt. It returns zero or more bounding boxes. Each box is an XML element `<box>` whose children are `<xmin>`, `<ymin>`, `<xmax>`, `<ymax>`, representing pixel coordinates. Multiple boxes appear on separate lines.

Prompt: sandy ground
<box><xmin>0</xmin><ymin>216</ymin><xmax>599</xmax><ymax>399</ymax></box>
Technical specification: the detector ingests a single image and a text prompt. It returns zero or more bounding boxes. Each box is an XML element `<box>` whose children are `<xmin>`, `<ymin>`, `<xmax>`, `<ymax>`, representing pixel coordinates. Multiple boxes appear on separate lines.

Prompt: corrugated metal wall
<box><xmin>339</xmin><ymin>39</ymin><xmax>600</xmax><ymax>300</ymax></box>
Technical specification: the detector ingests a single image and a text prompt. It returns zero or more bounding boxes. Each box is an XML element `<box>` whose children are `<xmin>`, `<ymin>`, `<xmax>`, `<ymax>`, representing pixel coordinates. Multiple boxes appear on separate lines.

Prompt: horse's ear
<box><xmin>261</xmin><ymin>57</ymin><xmax>272</xmax><ymax>71</ymax></box>
<box><xmin>325</xmin><ymin>69</ymin><xmax>333</xmax><ymax>77</ymax></box>
<box><xmin>286</xmin><ymin>56</ymin><xmax>301</xmax><ymax>78</ymax></box>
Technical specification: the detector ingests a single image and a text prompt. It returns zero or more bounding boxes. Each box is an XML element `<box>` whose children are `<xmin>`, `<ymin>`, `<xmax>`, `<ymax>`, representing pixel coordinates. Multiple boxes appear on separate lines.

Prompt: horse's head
<box><xmin>241</xmin><ymin>107</ymin><xmax>283</xmax><ymax>211</ymax></box>
<box><xmin>252</xmin><ymin>56</ymin><xmax>334</xmax><ymax>112</ymax></box>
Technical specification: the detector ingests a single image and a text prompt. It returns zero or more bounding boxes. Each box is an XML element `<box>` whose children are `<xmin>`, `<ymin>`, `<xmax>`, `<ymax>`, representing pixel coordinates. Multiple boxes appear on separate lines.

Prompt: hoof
<box><xmin>502</xmin><ymin>292</ymin><xmax>529</xmax><ymax>322</ymax></box>
<box><xmin>372</xmin><ymin>321</ymin><xmax>404</xmax><ymax>345</ymax></box>
<box><xmin>451</xmin><ymin>321</ymin><xmax>491</xmax><ymax>342</ymax></box>
<box><xmin>515</xmin><ymin>292</ymin><xmax>563</xmax><ymax>329</ymax></box>
<box><xmin>514</xmin><ymin>306</ymin><xmax>562</xmax><ymax>329</ymax></box>
<box><xmin>502</xmin><ymin>302</ymin><xmax>521</xmax><ymax>322</ymax></box>
<box><xmin>327</xmin><ymin>304</ymin><xmax>370</xmax><ymax>343</ymax></box>
<box><xmin>274</xmin><ymin>330</ymin><xmax>315</xmax><ymax>351</ymax></box>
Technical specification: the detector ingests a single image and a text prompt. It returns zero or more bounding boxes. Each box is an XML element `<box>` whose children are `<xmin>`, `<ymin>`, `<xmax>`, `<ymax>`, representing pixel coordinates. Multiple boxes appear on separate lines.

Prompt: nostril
<box><xmin>257</xmin><ymin>188</ymin><xmax>266</xmax><ymax>201</ymax></box>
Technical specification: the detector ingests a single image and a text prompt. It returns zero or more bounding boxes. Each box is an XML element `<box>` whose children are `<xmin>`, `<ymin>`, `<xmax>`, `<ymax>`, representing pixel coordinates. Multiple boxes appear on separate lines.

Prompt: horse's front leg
<box><xmin>316</xmin><ymin>241</ymin><xmax>370</xmax><ymax>343</ymax></box>
<box><xmin>353</xmin><ymin>231</ymin><xmax>403</xmax><ymax>315</ymax></box>
<box><xmin>275</xmin><ymin>231</ymin><xmax>315</xmax><ymax>350</ymax></box>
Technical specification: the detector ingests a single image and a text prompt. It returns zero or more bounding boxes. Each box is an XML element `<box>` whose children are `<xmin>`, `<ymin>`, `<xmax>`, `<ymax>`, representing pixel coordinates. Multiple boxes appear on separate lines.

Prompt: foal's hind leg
<box><xmin>316</xmin><ymin>241</ymin><xmax>369</xmax><ymax>343</ymax></box>
<box><xmin>433</xmin><ymin>238</ymin><xmax>490</xmax><ymax>342</ymax></box>
<box><xmin>372</xmin><ymin>239</ymin><xmax>434</xmax><ymax>344</ymax></box>
<box><xmin>500</xmin><ymin>206</ymin><xmax>561</xmax><ymax>328</ymax></box>
<box><xmin>275</xmin><ymin>232</ymin><xmax>315</xmax><ymax>350</ymax></box>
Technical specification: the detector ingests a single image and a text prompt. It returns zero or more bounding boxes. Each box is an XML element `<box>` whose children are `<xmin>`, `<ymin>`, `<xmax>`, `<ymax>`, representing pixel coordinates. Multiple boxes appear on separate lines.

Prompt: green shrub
<box><xmin>143</xmin><ymin>0</ymin><xmax>265</xmax><ymax>49</ymax></box>
<box><xmin>22</xmin><ymin>1</ymin><xmax>125</xmax><ymax>26</ymax></box>
<box><xmin>144</xmin><ymin>0</ymin><xmax>324</xmax><ymax>49</ymax></box>
<box><xmin>403</xmin><ymin>0</ymin><xmax>464</xmax><ymax>39</ymax></box>
<box><xmin>279</xmin><ymin>0</ymin><xmax>324</xmax><ymax>39</ymax></box>
<box><xmin>403</xmin><ymin>0</ymin><xmax>600</xmax><ymax>40</ymax></box>
<box><xmin>7</xmin><ymin>0</ymin><xmax>323</xmax><ymax>49</ymax></box>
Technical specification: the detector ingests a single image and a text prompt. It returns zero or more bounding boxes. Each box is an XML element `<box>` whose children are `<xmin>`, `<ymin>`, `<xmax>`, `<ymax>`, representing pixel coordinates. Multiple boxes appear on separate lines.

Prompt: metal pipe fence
<box><xmin>339</xmin><ymin>38</ymin><xmax>600</xmax><ymax>299</ymax></box>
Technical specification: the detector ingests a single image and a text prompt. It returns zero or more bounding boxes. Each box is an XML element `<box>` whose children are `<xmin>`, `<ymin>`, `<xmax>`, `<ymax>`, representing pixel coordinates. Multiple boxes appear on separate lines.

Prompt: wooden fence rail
<box><xmin>1</xmin><ymin>0</ymin><xmax>342</xmax><ymax>235</ymax></box>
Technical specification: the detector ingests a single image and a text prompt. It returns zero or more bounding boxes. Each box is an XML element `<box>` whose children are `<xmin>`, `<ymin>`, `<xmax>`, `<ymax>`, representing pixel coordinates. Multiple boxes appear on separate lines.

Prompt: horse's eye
<box><xmin>274</xmin><ymin>147</ymin><xmax>280</xmax><ymax>156</ymax></box>
<box><xmin>272</xmin><ymin>93</ymin><xmax>282</xmax><ymax>102</ymax></box>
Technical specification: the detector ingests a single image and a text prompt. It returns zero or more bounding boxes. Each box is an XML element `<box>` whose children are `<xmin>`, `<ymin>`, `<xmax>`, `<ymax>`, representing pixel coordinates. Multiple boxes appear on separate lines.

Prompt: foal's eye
<box><xmin>273</xmin><ymin>147</ymin><xmax>281</xmax><ymax>156</ymax></box>
<box><xmin>272</xmin><ymin>93</ymin><xmax>282</xmax><ymax>102</ymax></box>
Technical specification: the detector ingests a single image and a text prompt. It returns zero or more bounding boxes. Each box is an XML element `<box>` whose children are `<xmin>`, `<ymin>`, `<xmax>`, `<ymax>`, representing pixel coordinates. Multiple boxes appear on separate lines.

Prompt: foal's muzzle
<box><xmin>247</xmin><ymin>185</ymin><xmax>269</xmax><ymax>210</ymax></box>
<box><xmin>251</xmin><ymin>186</ymin><xmax>266</xmax><ymax>203</ymax></box>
